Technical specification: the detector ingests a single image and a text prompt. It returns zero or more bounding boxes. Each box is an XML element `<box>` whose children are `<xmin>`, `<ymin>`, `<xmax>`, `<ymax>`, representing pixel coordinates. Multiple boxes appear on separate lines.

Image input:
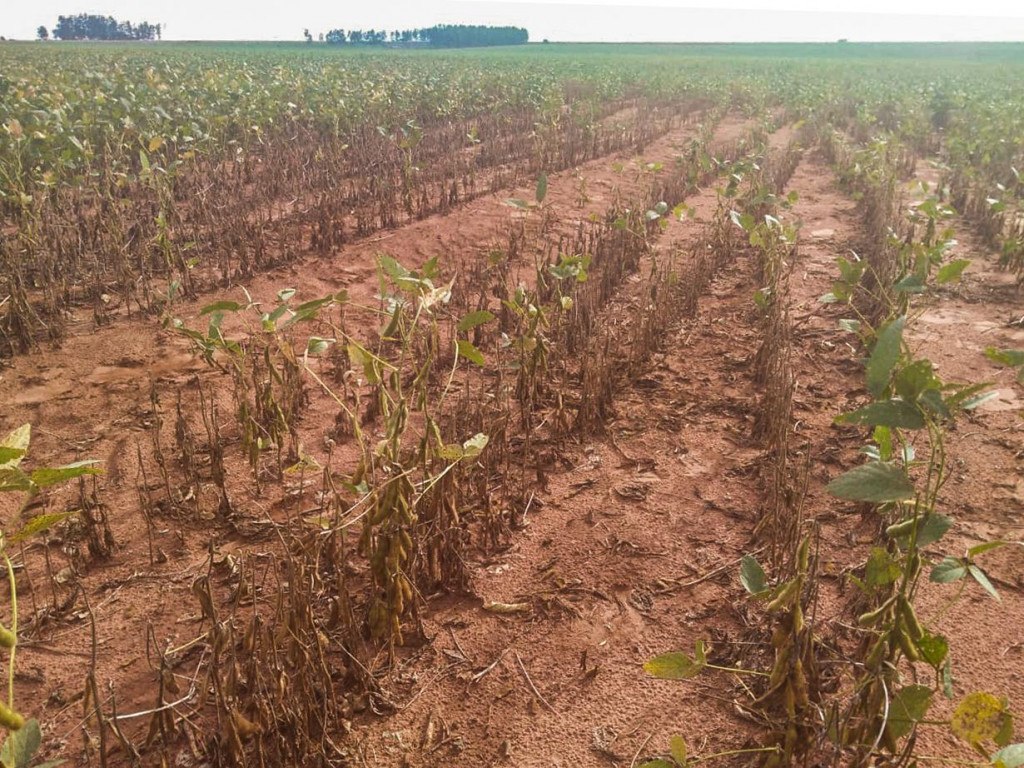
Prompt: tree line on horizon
<box><xmin>320</xmin><ymin>24</ymin><xmax>528</xmax><ymax>47</ymax></box>
<box><xmin>38</xmin><ymin>15</ymin><xmax>161</xmax><ymax>41</ymax></box>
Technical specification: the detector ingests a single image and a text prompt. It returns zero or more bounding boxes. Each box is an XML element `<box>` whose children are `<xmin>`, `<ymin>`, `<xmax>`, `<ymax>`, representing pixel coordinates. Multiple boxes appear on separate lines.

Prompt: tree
<box><xmin>322</xmin><ymin>23</ymin><xmax>528</xmax><ymax>48</ymax></box>
<box><xmin>36</xmin><ymin>25</ymin><xmax>49</xmax><ymax>40</ymax></box>
<box><xmin>51</xmin><ymin>14</ymin><xmax>159</xmax><ymax>41</ymax></box>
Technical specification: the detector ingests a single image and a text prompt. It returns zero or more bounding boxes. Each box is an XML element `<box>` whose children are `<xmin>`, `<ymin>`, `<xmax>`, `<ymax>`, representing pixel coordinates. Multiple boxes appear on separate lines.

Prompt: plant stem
<box><xmin>4</xmin><ymin>551</ymin><xmax>16</xmax><ymax>710</ymax></box>
<box><xmin>706</xmin><ymin>663</ymin><xmax>771</xmax><ymax>678</ymax></box>
<box><xmin>692</xmin><ymin>745</ymin><xmax>781</xmax><ymax>763</ymax></box>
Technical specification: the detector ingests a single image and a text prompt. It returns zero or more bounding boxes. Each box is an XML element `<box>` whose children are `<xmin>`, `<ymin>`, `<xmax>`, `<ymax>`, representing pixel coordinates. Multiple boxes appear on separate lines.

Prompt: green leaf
<box><xmin>638</xmin><ymin>761</ymin><xmax>675</xmax><ymax>768</ymax></box>
<box><xmin>936</xmin><ymin>258</ymin><xmax>971</xmax><ymax>284</ymax></box>
<box><xmin>836</xmin><ymin>400</ymin><xmax>924</xmax><ymax>430</ymax></box>
<box><xmin>895</xmin><ymin>359</ymin><xmax>938</xmax><ymax>402</ymax></box>
<box><xmin>504</xmin><ymin>198</ymin><xmax>531</xmax><ymax>210</ymax></box>
<box><xmin>457</xmin><ymin>310</ymin><xmax>495</xmax><ymax>332</ymax></box>
<box><xmin>865</xmin><ymin>547</ymin><xmax>902</xmax><ymax>587</ymax></box>
<box><xmin>0</xmin><ymin>448</ymin><xmax>26</xmax><ymax>467</ymax></box>
<box><xmin>456</xmin><ymin>340</ymin><xmax>486</xmax><ymax>366</ymax></box>
<box><xmin>379</xmin><ymin>254</ymin><xmax>411</xmax><ymax>282</ymax></box>
<box><xmin>968</xmin><ymin>564</ymin><xmax>1001</xmax><ymax>602</ymax></box>
<box><xmin>740</xmin><ymin>555</ymin><xmax>768</xmax><ymax>595</ymax></box>
<box><xmin>993</xmin><ymin>744</ymin><xmax>1024</xmax><ymax>768</ymax></box>
<box><xmin>669</xmin><ymin>735</ymin><xmax>687</xmax><ymax>765</ymax></box>
<box><xmin>838</xmin><ymin>318</ymin><xmax>861</xmax><ymax>333</ymax></box>
<box><xmin>894</xmin><ymin>274</ymin><xmax>926</xmax><ymax>294</ymax></box>
<box><xmin>997</xmin><ymin>711</ymin><xmax>1015</xmax><ymax>748</ymax></box>
<box><xmin>419</xmin><ymin>256</ymin><xmax>440</xmax><ymax>280</ymax></box>
<box><xmin>277</xmin><ymin>288</ymin><xmax>297</xmax><ymax>303</ymax></box>
<box><xmin>919</xmin><ymin>388</ymin><xmax>952</xmax><ymax>419</ymax></box>
<box><xmin>873</xmin><ymin>426</ymin><xmax>893</xmax><ymax>461</ymax></box>
<box><xmin>986</xmin><ymin>348</ymin><xmax>1024</xmax><ymax>368</ymax></box>
<box><xmin>917</xmin><ymin>632</ymin><xmax>949</xmax><ymax>669</ymax></box>
<box><xmin>0</xmin><ymin>425</ymin><xmax>30</xmax><ymax>469</ymax></box>
<box><xmin>887</xmin><ymin>684</ymin><xmax>934</xmax><ymax>740</ymax></box>
<box><xmin>644</xmin><ymin>641</ymin><xmax>707</xmax><ymax>680</ymax></box>
<box><xmin>866</xmin><ymin>317</ymin><xmax>905</xmax><ymax>398</ymax></box>
<box><xmin>30</xmin><ymin>461</ymin><xmax>103</xmax><ymax>488</ymax></box>
<box><xmin>827</xmin><ymin>461</ymin><xmax>915</xmax><ymax>503</ymax></box>
<box><xmin>962</xmin><ymin>391</ymin><xmax>999</xmax><ymax>411</ymax></box>
<box><xmin>952</xmin><ymin>692</ymin><xmax>1011</xmax><ymax>747</ymax></box>
<box><xmin>535</xmin><ymin>172</ymin><xmax>548</xmax><ymax>204</ymax></box>
<box><xmin>931</xmin><ymin>556</ymin><xmax>968</xmax><ymax>584</ymax></box>
<box><xmin>306</xmin><ymin>337</ymin><xmax>334</xmax><ymax>356</ymax></box>
<box><xmin>292</xmin><ymin>296</ymin><xmax>334</xmax><ymax>315</ymax></box>
<box><xmin>0</xmin><ymin>718</ymin><xmax>41</xmax><ymax>768</ymax></box>
<box><xmin>280</xmin><ymin>307</ymin><xmax>320</xmax><ymax>330</ymax></box>
<box><xmin>968</xmin><ymin>540</ymin><xmax>1007</xmax><ymax>558</ymax></box>
<box><xmin>916</xmin><ymin>514</ymin><xmax>954</xmax><ymax>547</ymax></box>
<box><xmin>9</xmin><ymin>512</ymin><xmax>75</xmax><ymax>544</ymax></box>
<box><xmin>199</xmin><ymin>300</ymin><xmax>243</xmax><ymax>315</ymax></box>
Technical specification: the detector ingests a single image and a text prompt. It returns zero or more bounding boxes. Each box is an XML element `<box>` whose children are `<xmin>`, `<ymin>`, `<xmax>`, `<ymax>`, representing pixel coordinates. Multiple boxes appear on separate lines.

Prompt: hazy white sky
<box><xmin>5</xmin><ymin>0</ymin><xmax>1024</xmax><ymax>42</ymax></box>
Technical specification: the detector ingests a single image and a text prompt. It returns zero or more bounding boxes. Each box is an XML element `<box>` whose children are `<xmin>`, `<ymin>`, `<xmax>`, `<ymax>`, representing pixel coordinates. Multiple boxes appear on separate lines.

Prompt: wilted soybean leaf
<box><xmin>826</xmin><ymin>461</ymin><xmax>915</xmax><ymax>503</ymax></box>
<box><xmin>866</xmin><ymin>316</ymin><xmax>905</xmax><ymax>398</ymax></box>
<box><xmin>993</xmin><ymin>744</ymin><xmax>1024</xmax><ymax>768</ymax></box>
<box><xmin>461</xmin><ymin>433</ymin><xmax>489</xmax><ymax>458</ymax></box>
<box><xmin>437</xmin><ymin>444</ymin><xmax>464</xmax><ymax>461</ymax></box>
<box><xmin>739</xmin><ymin>554</ymin><xmax>768</xmax><ymax>595</ymax></box>
<box><xmin>637</xmin><ymin>761</ymin><xmax>675</xmax><ymax>768</ymax></box>
<box><xmin>952</xmin><ymin>692</ymin><xmax>1011</xmax><ymax>748</ymax></box>
<box><xmin>669</xmin><ymin>735</ymin><xmax>687</xmax><ymax>765</ymax></box>
<box><xmin>930</xmin><ymin>556</ymin><xmax>968</xmax><ymax>584</ymax></box>
<box><xmin>887</xmin><ymin>685</ymin><xmax>934</xmax><ymax>740</ymax></box>
<box><xmin>0</xmin><ymin>425</ymin><xmax>31</xmax><ymax>469</ymax></box>
<box><xmin>0</xmin><ymin>447</ymin><xmax>25</xmax><ymax>468</ymax></box>
<box><xmin>835</xmin><ymin>400</ymin><xmax>924</xmax><ymax>430</ymax></box>
<box><xmin>643</xmin><ymin>641</ymin><xmax>707</xmax><ymax>680</ymax></box>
